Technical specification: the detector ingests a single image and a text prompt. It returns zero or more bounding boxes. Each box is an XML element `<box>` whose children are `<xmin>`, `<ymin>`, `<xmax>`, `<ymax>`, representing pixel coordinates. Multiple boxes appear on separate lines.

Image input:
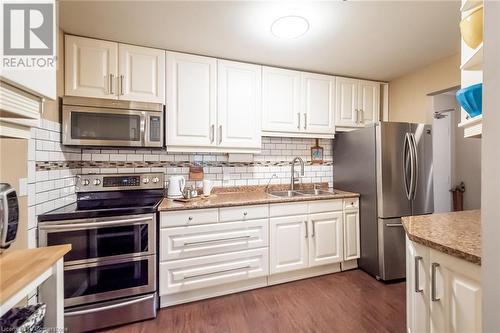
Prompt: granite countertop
<box><xmin>158</xmin><ymin>184</ymin><xmax>359</xmax><ymax>212</ymax></box>
<box><xmin>401</xmin><ymin>210</ymin><xmax>481</xmax><ymax>265</ymax></box>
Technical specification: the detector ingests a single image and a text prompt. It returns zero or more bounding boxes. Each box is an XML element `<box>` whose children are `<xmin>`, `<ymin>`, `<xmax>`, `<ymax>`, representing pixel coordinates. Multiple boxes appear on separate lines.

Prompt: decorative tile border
<box><xmin>36</xmin><ymin>159</ymin><xmax>334</xmax><ymax>171</ymax></box>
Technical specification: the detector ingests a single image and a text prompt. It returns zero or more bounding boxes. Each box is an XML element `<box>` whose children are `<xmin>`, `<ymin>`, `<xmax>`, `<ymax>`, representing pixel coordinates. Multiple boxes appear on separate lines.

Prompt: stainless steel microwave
<box><xmin>62</xmin><ymin>96</ymin><xmax>164</xmax><ymax>147</ymax></box>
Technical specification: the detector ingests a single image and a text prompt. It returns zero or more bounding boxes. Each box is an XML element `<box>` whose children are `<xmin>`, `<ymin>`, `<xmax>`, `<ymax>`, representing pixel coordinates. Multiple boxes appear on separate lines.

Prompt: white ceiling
<box><xmin>59</xmin><ymin>1</ymin><xmax>461</xmax><ymax>82</ymax></box>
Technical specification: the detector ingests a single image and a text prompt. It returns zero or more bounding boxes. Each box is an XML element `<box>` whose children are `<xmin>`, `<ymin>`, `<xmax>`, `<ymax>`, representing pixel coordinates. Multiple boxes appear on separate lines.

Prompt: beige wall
<box><xmin>389</xmin><ymin>53</ymin><xmax>460</xmax><ymax>124</ymax></box>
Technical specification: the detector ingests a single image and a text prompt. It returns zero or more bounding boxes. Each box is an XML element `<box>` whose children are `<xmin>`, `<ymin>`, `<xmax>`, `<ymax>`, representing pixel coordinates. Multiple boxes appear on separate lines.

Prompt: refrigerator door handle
<box><xmin>403</xmin><ymin>133</ymin><xmax>412</xmax><ymax>200</ymax></box>
<box><xmin>410</xmin><ymin>133</ymin><xmax>419</xmax><ymax>200</ymax></box>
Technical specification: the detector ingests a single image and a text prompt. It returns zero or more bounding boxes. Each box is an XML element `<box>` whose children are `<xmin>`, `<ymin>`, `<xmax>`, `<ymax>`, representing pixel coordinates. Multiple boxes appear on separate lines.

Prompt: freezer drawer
<box><xmin>160</xmin><ymin>219</ymin><xmax>269</xmax><ymax>261</ymax></box>
<box><xmin>159</xmin><ymin>248</ymin><xmax>268</xmax><ymax>295</ymax></box>
<box><xmin>378</xmin><ymin>218</ymin><xmax>406</xmax><ymax>280</ymax></box>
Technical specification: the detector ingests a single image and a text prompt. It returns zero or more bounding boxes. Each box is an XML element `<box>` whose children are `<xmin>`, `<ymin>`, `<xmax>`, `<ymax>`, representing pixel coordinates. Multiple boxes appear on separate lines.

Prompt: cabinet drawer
<box><xmin>160</xmin><ymin>219</ymin><xmax>269</xmax><ymax>261</ymax></box>
<box><xmin>160</xmin><ymin>209</ymin><xmax>219</xmax><ymax>227</ymax></box>
<box><xmin>343</xmin><ymin>198</ymin><xmax>359</xmax><ymax>210</ymax></box>
<box><xmin>308</xmin><ymin>199</ymin><xmax>343</xmax><ymax>213</ymax></box>
<box><xmin>219</xmin><ymin>204</ymin><xmax>268</xmax><ymax>222</ymax></box>
<box><xmin>270</xmin><ymin>202</ymin><xmax>308</xmax><ymax>217</ymax></box>
<box><xmin>159</xmin><ymin>248</ymin><xmax>268</xmax><ymax>295</ymax></box>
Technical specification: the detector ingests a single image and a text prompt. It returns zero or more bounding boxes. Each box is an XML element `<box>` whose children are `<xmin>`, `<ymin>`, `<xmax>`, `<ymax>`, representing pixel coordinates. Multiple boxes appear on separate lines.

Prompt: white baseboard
<box><xmin>341</xmin><ymin>259</ymin><xmax>358</xmax><ymax>271</ymax></box>
<box><xmin>267</xmin><ymin>263</ymin><xmax>341</xmax><ymax>286</ymax></box>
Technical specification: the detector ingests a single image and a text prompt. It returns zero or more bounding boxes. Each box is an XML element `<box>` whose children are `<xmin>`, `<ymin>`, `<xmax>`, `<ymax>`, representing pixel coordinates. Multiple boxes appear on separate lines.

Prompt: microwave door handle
<box><xmin>39</xmin><ymin>216</ymin><xmax>153</xmax><ymax>230</ymax></box>
<box><xmin>140</xmin><ymin>112</ymin><xmax>146</xmax><ymax>146</ymax></box>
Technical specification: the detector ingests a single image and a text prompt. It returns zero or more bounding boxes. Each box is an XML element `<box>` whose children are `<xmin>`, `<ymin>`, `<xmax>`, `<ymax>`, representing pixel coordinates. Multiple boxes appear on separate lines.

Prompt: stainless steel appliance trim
<box><xmin>431</xmin><ymin>262</ymin><xmax>440</xmax><ymax>301</ymax></box>
<box><xmin>63</xmin><ymin>254</ymin><xmax>156</xmax><ymax>307</ymax></box>
<box><xmin>414</xmin><ymin>256</ymin><xmax>423</xmax><ymax>293</ymax></box>
<box><xmin>38</xmin><ymin>213</ymin><xmax>156</xmax><ymax>266</ymax></box>
<box><xmin>62</xmin><ymin>96</ymin><xmax>163</xmax><ymax>112</ymax></box>
<box><xmin>39</xmin><ymin>216</ymin><xmax>152</xmax><ymax>229</ymax></box>
<box><xmin>65</xmin><ymin>294</ymin><xmax>155</xmax><ymax>317</ymax></box>
<box><xmin>0</xmin><ymin>185</ymin><xmax>17</xmax><ymax>249</ymax></box>
<box><xmin>410</xmin><ymin>133</ymin><xmax>419</xmax><ymax>200</ymax></box>
<box><xmin>75</xmin><ymin>173</ymin><xmax>164</xmax><ymax>192</ymax></box>
<box><xmin>62</xmin><ymin>105</ymin><xmax>154</xmax><ymax>147</ymax></box>
<box><xmin>183</xmin><ymin>265</ymin><xmax>252</xmax><ymax>280</ymax></box>
<box><xmin>183</xmin><ymin>235</ymin><xmax>251</xmax><ymax>246</ymax></box>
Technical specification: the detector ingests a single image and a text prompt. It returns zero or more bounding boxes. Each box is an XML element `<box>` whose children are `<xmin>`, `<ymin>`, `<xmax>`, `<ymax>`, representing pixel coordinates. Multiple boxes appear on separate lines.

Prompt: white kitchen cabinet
<box><xmin>65</xmin><ymin>35</ymin><xmax>165</xmax><ymax>103</ymax></box>
<box><xmin>406</xmin><ymin>237</ymin><xmax>482</xmax><ymax>333</ymax></box>
<box><xmin>118</xmin><ymin>44</ymin><xmax>165</xmax><ymax>103</ymax></box>
<box><xmin>65</xmin><ymin>35</ymin><xmax>118</xmax><ymax>99</ymax></box>
<box><xmin>406</xmin><ymin>238</ymin><xmax>431</xmax><ymax>333</ymax></box>
<box><xmin>343</xmin><ymin>208</ymin><xmax>360</xmax><ymax>261</ymax></box>
<box><xmin>335</xmin><ymin>77</ymin><xmax>380</xmax><ymax>129</ymax></box>
<box><xmin>270</xmin><ymin>215</ymin><xmax>309</xmax><ymax>274</ymax></box>
<box><xmin>217</xmin><ymin>60</ymin><xmax>261</xmax><ymax>150</ymax></box>
<box><xmin>302</xmin><ymin>73</ymin><xmax>336</xmax><ymax>134</ymax></box>
<box><xmin>166</xmin><ymin>52</ymin><xmax>217</xmax><ymax>149</ymax></box>
<box><xmin>262</xmin><ymin>66</ymin><xmax>302</xmax><ymax>133</ymax></box>
<box><xmin>358</xmin><ymin>80</ymin><xmax>380</xmax><ymax>125</ymax></box>
<box><xmin>308</xmin><ymin>212</ymin><xmax>343</xmax><ymax>267</ymax></box>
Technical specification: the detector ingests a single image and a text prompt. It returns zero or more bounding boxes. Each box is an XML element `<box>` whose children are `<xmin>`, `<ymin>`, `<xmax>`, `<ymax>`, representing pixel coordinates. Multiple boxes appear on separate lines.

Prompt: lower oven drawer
<box><xmin>159</xmin><ymin>248</ymin><xmax>268</xmax><ymax>296</ymax></box>
<box><xmin>160</xmin><ymin>219</ymin><xmax>269</xmax><ymax>261</ymax></box>
<box><xmin>65</xmin><ymin>293</ymin><xmax>157</xmax><ymax>333</ymax></box>
<box><xmin>64</xmin><ymin>255</ymin><xmax>156</xmax><ymax>307</ymax></box>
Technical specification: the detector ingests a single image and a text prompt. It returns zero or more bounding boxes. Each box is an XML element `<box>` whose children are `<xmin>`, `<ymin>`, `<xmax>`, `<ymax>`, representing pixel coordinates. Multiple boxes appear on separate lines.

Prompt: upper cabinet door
<box><xmin>335</xmin><ymin>77</ymin><xmax>359</xmax><ymax>127</ymax></box>
<box><xmin>65</xmin><ymin>35</ymin><xmax>118</xmax><ymax>99</ymax></box>
<box><xmin>262</xmin><ymin>67</ymin><xmax>301</xmax><ymax>133</ymax></box>
<box><xmin>302</xmin><ymin>73</ymin><xmax>335</xmax><ymax>134</ymax></box>
<box><xmin>308</xmin><ymin>212</ymin><xmax>343</xmax><ymax>267</ymax></box>
<box><xmin>166</xmin><ymin>52</ymin><xmax>217</xmax><ymax>148</ymax></box>
<box><xmin>217</xmin><ymin>60</ymin><xmax>262</xmax><ymax>150</ymax></box>
<box><xmin>118</xmin><ymin>44</ymin><xmax>165</xmax><ymax>103</ymax></box>
<box><xmin>358</xmin><ymin>80</ymin><xmax>380</xmax><ymax>125</ymax></box>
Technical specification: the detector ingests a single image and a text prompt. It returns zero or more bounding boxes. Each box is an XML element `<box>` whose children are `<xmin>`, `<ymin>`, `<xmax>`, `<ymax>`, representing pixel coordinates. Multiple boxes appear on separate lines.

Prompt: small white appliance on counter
<box><xmin>167</xmin><ymin>176</ymin><xmax>186</xmax><ymax>198</ymax></box>
<box><xmin>0</xmin><ymin>183</ymin><xmax>19</xmax><ymax>252</ymax></box>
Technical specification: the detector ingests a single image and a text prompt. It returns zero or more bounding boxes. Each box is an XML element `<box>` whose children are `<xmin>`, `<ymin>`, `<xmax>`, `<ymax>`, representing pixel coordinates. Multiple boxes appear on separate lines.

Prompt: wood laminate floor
<box><xmin>99</xmin><ymin>269</ymin><xmax>406</xmax><ymax>333</ymax></box>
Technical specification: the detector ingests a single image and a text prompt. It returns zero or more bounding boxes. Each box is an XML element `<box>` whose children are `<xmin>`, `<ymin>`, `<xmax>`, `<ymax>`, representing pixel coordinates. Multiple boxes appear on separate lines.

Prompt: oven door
<box><xmin>62</xmin><ymin>105</ymin><xmax>146</xmax><ymax>147</ymax></box>
<box><xmin>64</xmin><ymin>255</ymin><xmax>156</xmax><ymax>307</ymax></box>
<box><xmin>38</xmin><ymin>214</ymin><xmax>155</xmax><ymax>266</ymax></box>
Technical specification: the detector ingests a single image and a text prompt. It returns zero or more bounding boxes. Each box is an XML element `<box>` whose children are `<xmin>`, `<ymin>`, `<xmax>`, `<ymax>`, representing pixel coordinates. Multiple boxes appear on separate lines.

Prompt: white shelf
<box><xmin>461</xmin><ymin>0</ymin><xmax>482</xmax><ymax>12</ymax></box>
<box><xmin>461</xmin><ymin>43</ymin><xmax>483</xmax><ymax>71</ymax></box>
<box><xmin>458</xmin><ymin>115</ymin><xmax>482</xmax><ymax>138</ymax></box>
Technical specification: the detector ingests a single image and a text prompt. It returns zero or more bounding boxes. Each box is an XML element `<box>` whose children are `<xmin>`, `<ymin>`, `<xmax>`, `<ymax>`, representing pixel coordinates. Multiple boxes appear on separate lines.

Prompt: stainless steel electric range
<box><xmin>38</xmin><ymin>173</ymin><xmax>164</xmax><ymax>332</ymax></box>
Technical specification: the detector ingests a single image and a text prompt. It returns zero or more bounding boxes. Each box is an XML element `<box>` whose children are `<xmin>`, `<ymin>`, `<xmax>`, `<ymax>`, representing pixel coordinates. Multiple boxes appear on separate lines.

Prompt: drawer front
<box><xmin>219</xmin><ymin>204</ymin><xmax>268</xmax><ymax>222</ymax></box>
<box><xmin>159</xmin><ymin>248</ymin><xmax>268</xmax><ymax>295</ymax></box>
<box><xmin>270</xmin><ymin>202</ymin><xmax>308</xmax><ymax>217</ymax></box>
<box><xmin>160</xmin><ymin>208</ymin><xmax>219</xmax><ymax>227</ymax></box>
<box><xmin>160</xmin><ymin>219</ymin><xmax>269</xmax><ymax>261</ymax></box>
<box><xmin>343</xmin><ymin>198</ymin><xmax>359</xmax><ymax>210</ymax></box>
<box><xmin>309</xmin><ymin>199</ymin><xmax>343</xmax><ymax>213</ymax></box>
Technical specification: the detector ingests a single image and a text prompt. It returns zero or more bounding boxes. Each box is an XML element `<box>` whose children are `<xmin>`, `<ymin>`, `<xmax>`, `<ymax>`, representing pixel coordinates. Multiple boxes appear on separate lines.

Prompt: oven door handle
<box><xmin>39</xmin><ymin>216</ymin><xmax>153</xmax><ymax>230</ymax></box>
<box><xmin>64</xmin><ymin>294</ymin><xmax>155</xmax><ymax>317</ymax></box>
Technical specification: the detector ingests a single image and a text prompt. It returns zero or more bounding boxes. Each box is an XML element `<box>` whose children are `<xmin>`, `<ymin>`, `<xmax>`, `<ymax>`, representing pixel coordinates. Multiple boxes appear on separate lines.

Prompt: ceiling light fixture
<box><xmin>271</xmin><ymin>15</ymin><xmax>309</xmax><ymax>39</ymax></box>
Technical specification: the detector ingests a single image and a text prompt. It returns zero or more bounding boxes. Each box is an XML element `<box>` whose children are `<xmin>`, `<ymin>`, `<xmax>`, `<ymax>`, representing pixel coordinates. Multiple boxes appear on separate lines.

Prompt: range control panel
<box><xmin>76</xmin><ymin>173</ymin><xmax>164</xmax><ymax>192</ymax></box>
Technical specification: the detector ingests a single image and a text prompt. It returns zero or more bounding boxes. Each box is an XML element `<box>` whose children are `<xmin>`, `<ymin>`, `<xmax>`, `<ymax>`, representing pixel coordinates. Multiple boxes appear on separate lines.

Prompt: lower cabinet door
<box><xmin>308</xmin><ymin>212</ymin><xmax>343</xmax><ymax>267</ymax></box>
<box><xmin>343</xmin><ymin>209</ymin><xmax>360</xmax><ymax>260</ymax></box>
<box><xmin>159</xmin><ymin>248</ymin><xmax>268</xmax><ymax>295</ymax></box>
<box><xmin>406</xmin><ymin>238</ymin><xmax>430</xmax><ymax>333</ymax></box>
<box><xmin>429</xmin><ymin>249</ymin><xmax>482</xmax><ymax>333</ymax></box>
<box><xmin>270</xmin><ymin>215</ymin><xmax>308</xmax><ymax>274</ymax></box>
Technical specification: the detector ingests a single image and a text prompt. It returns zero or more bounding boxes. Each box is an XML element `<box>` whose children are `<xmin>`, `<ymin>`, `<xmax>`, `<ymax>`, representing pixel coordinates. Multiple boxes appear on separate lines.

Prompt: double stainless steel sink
<box><xmin>268</xmin><ymin>189</ymin><xmax>336</xmax><ymax>198</ymax></box>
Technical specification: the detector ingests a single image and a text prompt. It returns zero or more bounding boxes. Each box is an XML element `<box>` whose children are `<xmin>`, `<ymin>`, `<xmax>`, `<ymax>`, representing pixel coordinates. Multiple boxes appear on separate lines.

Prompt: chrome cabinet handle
<box><xmin>109</xmin><ymin>74</ymin><xmax>114</xmax><ymax>95</ymax></box>
<box><xmin>359</xmin><ymin>109</ymin><xmax>364</xmax><ymax>123</ymax></box>
<box><xmin>218</xmin><ymin>125</ymin><xmax>222</xmax><ymax>144</ymax></box>
<box><xmin>304</xmin><ymin>113</ymin><xmax>307</xmax><ymax>130</ymax></box>
<box><xmin>311</xmin><ymin>220</ymin><xmax>315</xmax><ymax>237</ymax></box>
<box><xmin>183</xmin><ymin>265</ymin><xmax>251</xmax><ymax>280</ymax></box>
<box><xmin>184</xmin><ymin>235</ymin><xmax>250</xmax><ymax>246</ymax></box>
<box><xmin>414</xmin><ymin>256</ymin><xmax>423</xmax><ymax>293</ymax></box>
<box><xmin>431</xmin><ymin>262</ymin><xmax>440</xmax><ymax>301</ymax></box>
<box><xmin>304</xmin><ymin>221</ymin><xmax>308</xmax><ymax>238</ymax></box>
<box><xmin>120</xmin><ymin>75</ymin><xmax>124</xmax><ymax>95</ymax></box>
<box><xmin>297</xmin><ymin>113</ymin><xmax>301</xmax><ymax>129</ymax></box>
<box><xmin>210</xmin><ymin>124</ymin><xmax>215</xmax><ymax>143</ymax></box>
<box><xmin>354</xmin><ymin>109</ymin><xmax>359</xmax><ymax>124</ymax></box>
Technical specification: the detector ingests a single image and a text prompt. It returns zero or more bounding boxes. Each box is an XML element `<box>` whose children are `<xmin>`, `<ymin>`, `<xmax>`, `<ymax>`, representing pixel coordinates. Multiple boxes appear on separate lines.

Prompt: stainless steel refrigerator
<box><xmin>333</xmin><ymin>122</ymin><xmax>433</xmax><ymax>281</ymax></box>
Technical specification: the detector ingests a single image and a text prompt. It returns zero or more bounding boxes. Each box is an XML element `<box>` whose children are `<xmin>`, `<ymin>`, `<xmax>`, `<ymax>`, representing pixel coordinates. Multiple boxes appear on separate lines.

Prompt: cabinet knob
<box><xmin>188</xmin><ymin>216</ymin><xmax>193</xmax><ymax>221</ymax></box>
<box><xmin>243</xmin><ymin>212</ymin><xmax>248</xmax><ymax>216</ymax></box>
